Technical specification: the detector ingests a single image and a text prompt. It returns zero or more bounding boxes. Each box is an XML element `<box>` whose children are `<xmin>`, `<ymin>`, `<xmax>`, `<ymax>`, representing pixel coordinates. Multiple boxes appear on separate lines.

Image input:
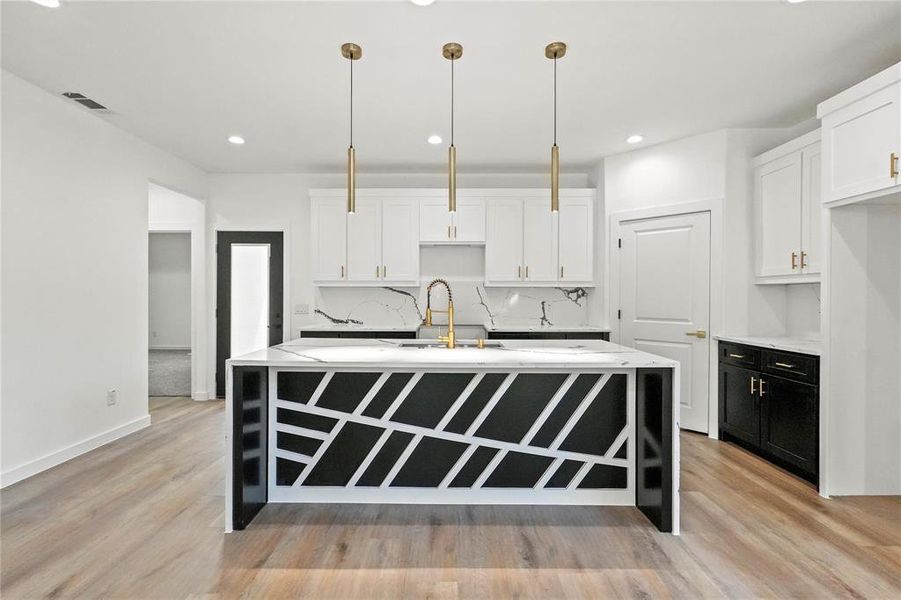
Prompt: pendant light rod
<box><xmin>342</xmin><ymin>43</ymin><xmax>362</xmax><ymax>214</ymax></box>
<box><xmin>443</xmin><ymin>42</ymin><xmax>462</xmax><ymax>213</ymax></box>
<box><xmin>545</xmin><ymin>41</ymin><xmax>566</xmax><ymax>212</ymax></box>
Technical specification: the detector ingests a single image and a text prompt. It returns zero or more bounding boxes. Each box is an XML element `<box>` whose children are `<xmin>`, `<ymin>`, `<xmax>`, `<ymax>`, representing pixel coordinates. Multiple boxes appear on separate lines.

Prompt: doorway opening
<box><xmin>149</xmin><ymin>232</ymin><xmax>192</xmax><ymax>397</ymax></box>
<box><xmin>216</xmin><ymin>231</ymin><xmax>284</xmax><ymax>397</ymax></box>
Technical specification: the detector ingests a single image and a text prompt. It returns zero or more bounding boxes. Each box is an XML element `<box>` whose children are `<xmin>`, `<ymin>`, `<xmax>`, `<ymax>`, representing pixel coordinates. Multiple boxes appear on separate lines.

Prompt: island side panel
<box><xmin>267</xmin><ymin>368</ymin><xmax>636</xmax><ymax>507</ymax></box>
<box><xmin>635</xmin><ymin>367</ymin><xmax>675</xmax><ymax>533</ymax></box>
<box><xmin>231</xmin><ymin>366</ymin><xmax>269</xmax><ymax>530</ymax></box>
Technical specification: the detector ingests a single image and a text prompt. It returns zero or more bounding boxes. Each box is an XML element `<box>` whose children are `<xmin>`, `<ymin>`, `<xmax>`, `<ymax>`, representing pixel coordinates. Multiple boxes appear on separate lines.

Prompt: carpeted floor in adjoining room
<box><xmin>149</xmin><ymin>349</ymin><xmax>191</xmax><ymax>396</ymax></box>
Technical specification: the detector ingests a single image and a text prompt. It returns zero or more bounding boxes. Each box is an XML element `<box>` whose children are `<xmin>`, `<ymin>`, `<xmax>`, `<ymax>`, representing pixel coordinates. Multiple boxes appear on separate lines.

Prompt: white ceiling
<box><xmin>3</xmin><ymin>1</ymin><xmax>900</xmax><ymax>173</ymax></box>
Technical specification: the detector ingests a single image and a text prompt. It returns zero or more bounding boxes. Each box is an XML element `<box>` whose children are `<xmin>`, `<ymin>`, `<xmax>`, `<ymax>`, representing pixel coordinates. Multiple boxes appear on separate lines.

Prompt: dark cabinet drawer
<box><xmin>760</xmin><ymin>375</ymin><xmax>818</xmax><ymax>479</ymax></box>
<box><xmin>761</xmin><ymin>350</ymin><xmax>818</xmax><ymax>385</ymax></box>
<box><xmin>719</xmin><ymin>342</ymin><xmax>760</xmax><ymax>369</ymax></box>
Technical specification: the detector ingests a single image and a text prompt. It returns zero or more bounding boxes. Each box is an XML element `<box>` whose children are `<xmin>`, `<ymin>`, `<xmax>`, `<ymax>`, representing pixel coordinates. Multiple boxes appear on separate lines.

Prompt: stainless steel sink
<box><xmin>399</xmin><ymin>340</ymin><xmax>503</xmax><ymax>349</ymax></box>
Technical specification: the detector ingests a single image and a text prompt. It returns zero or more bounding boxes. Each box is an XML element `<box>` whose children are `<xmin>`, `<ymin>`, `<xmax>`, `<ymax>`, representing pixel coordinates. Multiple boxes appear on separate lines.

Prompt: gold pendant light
<box><xmin>443</xmin><ymin>42</ymin><xmax>462</xmax><ymax>213</ymax></box>
<box><xmin>546</xmin><ymin>42</ymin><xmax>566</xmax><ymax>212</ymax></box>
<box><xmin>342</xmin><ymin>43</ymin><xmax>362</xmax><ymax>213</ymax></box>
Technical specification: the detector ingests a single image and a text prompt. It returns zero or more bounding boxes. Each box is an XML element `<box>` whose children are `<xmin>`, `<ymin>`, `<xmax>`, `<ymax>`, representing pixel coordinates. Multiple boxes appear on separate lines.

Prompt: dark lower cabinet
<box><xmin>487</xmin><ymin>331</ymin><xmax>610</xmax><ymax>341</ymax></box>
<box><xmin>300</xmin><ymin>330</ymin><xmax>417</xmax><ymax>339</ymax></box>
<box><xmin>718</xmin><ymin>341</ymin><xmax>818</xmax><ymax>486</ymax></box>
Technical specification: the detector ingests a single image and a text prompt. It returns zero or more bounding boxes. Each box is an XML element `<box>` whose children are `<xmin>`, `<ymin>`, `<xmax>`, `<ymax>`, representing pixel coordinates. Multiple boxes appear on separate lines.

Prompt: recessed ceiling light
<box><xmin>410</xmin><ymin>0</ymin><xmax>436</xmax><ymax>5</ymax></box>
<box><xmin>626</xmin><ymin>135</ymin><xmax>644</xmax><ymax>144</ymax></box>
<box><xmin>30</xmin><ymin>0</ymin><xmax>60</xmax><ymax>7</ymax></box>
<box><xmin>427</xmin><ymin>135</ymin><xmax>442</xmax><ymax>145</ymax></box>
<box><xmin>228</xmin><ymin>135</ymin><xmax>245</xmax><ymax>145</ymax></box>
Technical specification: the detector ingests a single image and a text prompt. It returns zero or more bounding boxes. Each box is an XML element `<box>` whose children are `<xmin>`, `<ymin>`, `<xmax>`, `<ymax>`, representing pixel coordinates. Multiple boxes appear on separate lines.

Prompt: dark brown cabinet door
<box><xmin>719</xmin><ymin>365</ymin><xmax>760</xmax><ymax>446</ymax></box>
<box><xmin>760</xmin><ymin>375</ymin><xmax>818</xmax><ymax>478</ymax></box>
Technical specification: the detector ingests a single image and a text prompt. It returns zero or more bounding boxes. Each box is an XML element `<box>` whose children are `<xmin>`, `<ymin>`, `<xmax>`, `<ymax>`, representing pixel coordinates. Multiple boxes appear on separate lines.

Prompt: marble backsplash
<box><xmin>313</xmin><ymin>284</ymin><xmax>590</xmax><ymax>328</ymax></box>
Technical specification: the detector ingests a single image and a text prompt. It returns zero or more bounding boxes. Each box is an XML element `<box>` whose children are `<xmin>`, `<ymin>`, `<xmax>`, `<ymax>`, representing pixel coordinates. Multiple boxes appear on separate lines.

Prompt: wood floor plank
<box><xmin>2</xmin><ymin>398</ymin><xmax>898</xmax><ymax>599</ymax></box>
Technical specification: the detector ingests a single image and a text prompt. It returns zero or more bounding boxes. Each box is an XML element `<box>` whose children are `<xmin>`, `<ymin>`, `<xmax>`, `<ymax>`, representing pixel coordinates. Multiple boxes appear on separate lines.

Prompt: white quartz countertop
<box><xmin>300</xmin><ymin>324</ymin><xmax>610</xmax><ymax>333</ymax></box>
<box><xmin>715</xmin><ymin>335</ymin><xmax>821</xmax><ymax>356</ymax></box>
<box><xmin>228</xmin><ymin>338</ymin><xmax>677</xmax><ymax>370</ymax></box>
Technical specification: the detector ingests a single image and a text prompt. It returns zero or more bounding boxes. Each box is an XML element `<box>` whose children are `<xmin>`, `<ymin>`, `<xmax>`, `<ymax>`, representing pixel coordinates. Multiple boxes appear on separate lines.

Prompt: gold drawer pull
<box><xmin>729</xmin><ymin>353</ymin><xmax>745</xmax><ymax>359</ymax></box>
<box><xmin>891</xmin><ymin>152</ymin><xmax>899</xmax><ymax>178</ymax></box>
<box><xmin>518</xmin><ymin>266</ymin><xmax>522</xmax><ymax>279</ymax></box>
<box><xmin>791</xmin><ymin>252</ymin><xmax>798</xmax><ymax>270</ymax></box>
<box><xmin>382</xmin><ymin>265</ymin><xmax>387</xmax><ymax>278</ymax></box>
<box><xmin>775</xmin><ymin>362</ymin><xmax>796</xmax><ymax>369</ymax></box>
<box><xmin>750</xmin><ymin>376</ymin><xmax>757</xmax><ymax>395</ymax></box>
<box><xmin>340</xmin><ymin>265</ymin><xmax>345</xmax><ymax>278</ymax></box>
<box><xmin>525</xmin><ymin>265</ymin><xmax>529</xmax><ymax>278</ymax></box>
<box><xmin>801</xmin><ymin>251</ymin><xmax>808</xmax><ymax>270</ymax></box>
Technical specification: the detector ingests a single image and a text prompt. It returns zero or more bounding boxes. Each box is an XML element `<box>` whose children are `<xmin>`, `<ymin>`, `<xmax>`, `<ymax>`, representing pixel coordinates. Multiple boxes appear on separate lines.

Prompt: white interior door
<box><xmin>486</xmin><ymin>198</ymin><xmax>524</xmax><ymax>282</ymax></box>
<box><xmin>381</xmin><ymin>198</ymin><xmax>419</xmax><ymax>283</ymax></box>
<box><xmin>522</xmin><ymin>198</ymin><xmax>558</xmax><ymax>283</ymax></box>
<box><xmin>619</xmin><ymin>212</ymin><xmax>711</xmax><ymax>433</ymax></box>
<box><xmin>347</xmin><ymin>197</ymin><xmax>381</xmax><ymax>281</ymax></box>
<box><xmin>230</xmin><ymin>244</ymin><xmax>270</xmax><ymax>358</ymax></box>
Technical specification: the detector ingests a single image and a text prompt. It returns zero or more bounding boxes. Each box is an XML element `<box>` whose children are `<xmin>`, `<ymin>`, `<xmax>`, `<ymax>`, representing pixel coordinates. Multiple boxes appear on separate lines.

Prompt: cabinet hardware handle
<box><xmin>525</xmin><ymin>265</ymin><xmax>529</xmax><ymax>278</ymax></box>
<box><xmin>750</xmin><ymin>376</ymin><xmax>757</xmax><ymax>395</ymax></box>
<box><xmin>341</xmin><ymin>265</ymin><xmax>345</xmax><ymax>278</ymax></box>
<box><xmin>453</xmin><ymin>226</ymin><xmax>457</xmax><ymax>239</ymax></box>
<box><xmin>560</xmin><ymin>265</ymin><xmax>564</xmax><ymax>278</ymax></box>
<box><xmin>685</xmin><ymin>329</ymin><xmax>707</xmax><ymax>338</ymax></box>
<box><xmin>729</xmin><ymin>353</ymin><xmax>745</xmax><ymax>359</ymax></box>
<box><xmin>448</xmin><ymin>225</ymin><xmax>451</xmax><ymax>239</ymax></box>
<box><xmin>801</xmin><ymin>251</ymin><xmax>808</xmax><ymax>270</ymax></box>
<box><xmin>759</xmin><ymin>379</ymin><xmax>767</xmax><ymax>397</ymax></box>
<box><xmin>382</xmin><ymin>265</ymin><xmax>387</xmax><ymax>278</ymax></box>
<box><xmin>376</xmin><ymin>266</ymin><xmax>380</xmax><ymax>278</ymax></box>
<box><xmin>774</xmin><ymin>362</ymin><xmax>795</xmax><ymax>369</ymax></box>
<box><xmin>791</xmin><ymin>252</ymin><xmax>798</xmax><ymax>270</ymax></box>
<box><xmin>891</xmin><ymin>152</ymin><xmax>899</xmax><ymax>178</ymax></box>
<box><xmin>518</xmin><ymin>266</ymin><xmax>522</xmax><ymax>279</ymax></box>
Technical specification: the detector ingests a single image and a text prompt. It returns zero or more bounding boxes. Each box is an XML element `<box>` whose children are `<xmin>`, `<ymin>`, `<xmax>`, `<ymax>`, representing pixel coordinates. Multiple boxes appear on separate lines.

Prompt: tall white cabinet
<box><xmin>485</xmin><ymin>190</ymin><xmax>594</xmax><ymax>287</ymax></box>
<box><xmin>311</xmin><ymin>192</ymin><xmax>419</xmax><ymax>286</ymax></box>
<box><xmin>753</xmin><ymin>130</ymin><xmax>822</xmax><ymax>284</ymax></box>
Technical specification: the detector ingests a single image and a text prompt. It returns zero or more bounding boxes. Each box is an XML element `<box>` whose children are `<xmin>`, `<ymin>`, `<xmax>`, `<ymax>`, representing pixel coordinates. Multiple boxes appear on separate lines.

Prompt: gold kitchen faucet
<box><xmin>424</xmin><ymin>278</ymin><xmax>455</xmax><ymax>349</ymax></box>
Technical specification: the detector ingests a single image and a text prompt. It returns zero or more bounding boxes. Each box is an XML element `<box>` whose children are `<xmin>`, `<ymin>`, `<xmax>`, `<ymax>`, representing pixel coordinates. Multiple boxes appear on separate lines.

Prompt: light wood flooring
<box><xmin>1</xmin><ymin>397</ymin><xmax>898</xmax><ymax>599</ymax></box>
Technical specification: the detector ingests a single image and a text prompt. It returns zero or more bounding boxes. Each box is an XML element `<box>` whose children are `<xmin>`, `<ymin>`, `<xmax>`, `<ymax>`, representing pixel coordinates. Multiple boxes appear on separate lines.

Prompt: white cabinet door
<box><xmin>821</xmin><ymin>82</ymin><xmax>900</xmax><ymax>203</ymax></box>
<box><xmin>486</xmin><ymin>198</ymin><xmax>524</xmax><ymax>283</ymax></box>
<box><xmin>419</xmin><ymin>197</ymin><xmax>451</xmax><ymax>243</ymax></box>
<box><xmin>381</xmin><ymin>198</ymin><xmax>419</xmax><ymax>283</ymax></box>
<box><xmin>522</xmin><ymin>198</ymin><xmax>558</xmax><ymax>283</ymax></box>
<box><xmin>557</xmin><ymin>196</ymin><xmax>593</xmax><ymax>283</ymax></box>
<box><xmin>347</xmin><ymin>197</ymin><xmax>381</xmax><ymax>282</ymax></box>
<box><xmin>311</xmin><ymin>196</ymin><xmax>346</xmax><ymax>281</ymax></box>
<box><xmin>756</xmin><ymin>153</ymin><xmax>802</xmax><ymax>277</ymax></box>
<box><xmin>453</xmin><ymin>197</ymin><xmax>486</xmax><ymax>242</ymax></box>
<box><xmin>801</xmin><ymin>145</ymin><xmax>822</xmax><ymax>275</ymax></box>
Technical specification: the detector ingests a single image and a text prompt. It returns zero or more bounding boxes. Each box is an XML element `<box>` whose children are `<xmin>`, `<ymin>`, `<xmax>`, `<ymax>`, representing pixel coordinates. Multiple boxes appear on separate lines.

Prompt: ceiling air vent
<box><xmin>62</xmin><ymin>92</ymin><xmax>109</xmax><ymax>111</ymax></box>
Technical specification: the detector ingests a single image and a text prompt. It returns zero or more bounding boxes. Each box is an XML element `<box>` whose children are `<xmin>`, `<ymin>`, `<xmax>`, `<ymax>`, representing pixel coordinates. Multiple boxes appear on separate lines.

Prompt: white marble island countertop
<box><xmin>714</xmin><ymin>335</ymin><xmax>821</xmax><ymax>356</ymax></box>
<box><xmin>228</xmin><ymin>338</ymin><xmax>677</xmax><ymax>370</ymax></box>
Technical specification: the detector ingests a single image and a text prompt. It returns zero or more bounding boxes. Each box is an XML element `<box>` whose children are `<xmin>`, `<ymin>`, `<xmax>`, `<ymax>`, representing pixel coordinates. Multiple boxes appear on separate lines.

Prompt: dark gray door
<box><xmin>216</xmin><ymin>231</ymin><xmax>284</xmax><ymax>397</ymax></box>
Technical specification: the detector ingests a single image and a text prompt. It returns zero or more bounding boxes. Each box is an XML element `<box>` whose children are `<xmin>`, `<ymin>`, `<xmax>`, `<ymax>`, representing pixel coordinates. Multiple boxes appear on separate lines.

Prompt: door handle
<box><xmin>800</xmin><ymin>251</ymin><xmax>808</xmax><ymax>270</ymax></box>
<box><xmin>685</xmin><ymin>329</ymin><xmax>707</xmax><ymax>338</ymax></box>
<box><xmin>750</xmin><ymin>376</ymin><xmax>757</xmax><ymax>395</ymax></box>
<box><xmin>891</xmin><ymin>152</ymin><xmax>899</xmax><ymax>178</ymax></box>
<box><xmin>759</xmin><ymin>379</ymin><xmax>767</xmax><ymax>397</ymax></box>
<box><xmin>791</xmin><ymin>252</ymin><xmax>798</xmax><ymax>270</ymax></box>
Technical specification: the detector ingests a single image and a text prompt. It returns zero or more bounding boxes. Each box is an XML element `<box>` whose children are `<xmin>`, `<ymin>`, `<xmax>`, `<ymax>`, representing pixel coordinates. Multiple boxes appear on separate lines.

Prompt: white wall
<box><xmin>0</xmin><ymin>70</ymin><xmax>208</xmax><ymax>486</ymax></box>
<box><xmin>149</xmin><ymin>182</ymin><xmax>208</xmax><ymax>399</ymax></box>
<box><xmin>149</xmin><ymin>233</ymin><xmax>191</xmax><ymax>349</ymax></box>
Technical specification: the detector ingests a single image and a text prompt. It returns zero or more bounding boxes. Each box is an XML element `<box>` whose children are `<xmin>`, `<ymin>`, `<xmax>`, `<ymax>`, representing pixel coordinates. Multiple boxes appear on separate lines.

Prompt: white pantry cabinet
<box><xmin>419</xmin><ymin>196</ymin><xmax>486</xmax><ymax>243</ymax></box>
<box><xmin>817</xmin><ymin>61</ymin><xmax>901</xmax><ymax>206</ymax></box>
<box><xmin>485</xmin><ymin>190</ymin><xmax>594</xmax><ymax>287</ymax></box>
<box><xmin>753</xmin><ymin>130</ymin><xmax>821</xmax><ymax>284</ymax></box>
<box><xmin>311</xmin><ymin>192</ymin><xmax>419</xmax><ymax>286</ymax></box>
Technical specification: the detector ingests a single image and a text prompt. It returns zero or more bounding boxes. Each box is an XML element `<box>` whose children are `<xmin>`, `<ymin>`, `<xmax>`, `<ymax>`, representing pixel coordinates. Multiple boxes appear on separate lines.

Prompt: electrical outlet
<box><xmin>294</xmin><ymin>303</ymin><xmax>310</xmax><ymax>315</ymax></box>
<box><xmin>106</xmin><ymin>389</ymin><xmax>118</xmax><ymax>406</ymax></box>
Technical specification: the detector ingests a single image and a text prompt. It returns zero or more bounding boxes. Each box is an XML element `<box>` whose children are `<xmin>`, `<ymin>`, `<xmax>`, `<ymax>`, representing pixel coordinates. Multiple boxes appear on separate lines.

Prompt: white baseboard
<box><xmin>192</xmin><ymin>391</ymin><xmax>216</xmax><ymax>401</ymax></box>
<box><xmin>0</xmin><ymin>415</ymin><xmax>152</xmax><ymax>489</ymax></box>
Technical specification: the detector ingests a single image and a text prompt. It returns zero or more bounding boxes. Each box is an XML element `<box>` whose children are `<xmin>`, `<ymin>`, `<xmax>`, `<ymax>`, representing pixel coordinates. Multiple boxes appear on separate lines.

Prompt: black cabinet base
<box><xmin>720</xmin><ymin>430</ymin><xmax>817</xmax><ymax>486</ymax></box>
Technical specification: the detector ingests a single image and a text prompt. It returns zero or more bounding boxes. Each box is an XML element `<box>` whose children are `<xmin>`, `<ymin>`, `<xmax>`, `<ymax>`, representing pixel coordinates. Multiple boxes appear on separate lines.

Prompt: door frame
<box><xmin>609</xmin><ymin>198</ymin><xmax>723</xmax><ymax>438</ymax></box>
<box><xmin>215</xmin><ymin>231</ymin><xmax>286</xmax><ymax>398</ymax></box>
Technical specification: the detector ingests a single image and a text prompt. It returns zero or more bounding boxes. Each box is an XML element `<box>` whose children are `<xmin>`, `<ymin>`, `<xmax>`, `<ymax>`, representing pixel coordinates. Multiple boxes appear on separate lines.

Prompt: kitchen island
<box><xmin>226</xmin><ymin>338</ymin><xmax>680</xmax><ymax>534</ymax></box>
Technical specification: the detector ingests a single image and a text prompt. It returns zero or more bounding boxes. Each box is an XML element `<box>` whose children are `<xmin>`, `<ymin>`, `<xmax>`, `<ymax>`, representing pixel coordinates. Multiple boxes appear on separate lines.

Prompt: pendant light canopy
<box><xmin>546</xmin><ymin>41</ymin><xmax>566</xmax><ymax>212</ymax></box>
<box><xmin>443</xmin><ymin>42</ymin><xmax>462</xmax><ymax>213</ymax></box>
<box><xmin>342</xmin><ymin>42</ymin><xmax>362</xmax><ymax>213</ymax></box>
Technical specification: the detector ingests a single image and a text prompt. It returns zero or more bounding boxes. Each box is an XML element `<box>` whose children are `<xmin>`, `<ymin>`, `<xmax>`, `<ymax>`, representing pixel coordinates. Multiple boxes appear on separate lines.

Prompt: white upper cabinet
<box><xmin>485</xmin><ymin>197</ymin><xmax>524</xmax><ymax>283</ymax></box>
<box><xmin>311</xmin><ymin>195</ymin><xmax>347</xmax><ymax>282</ymax></box>
<box><xmin>485</xmin><ymin>190</ymin><xmax>595</xmax><ymax>287</ymax></box>
<box><xmin>557</xmin><ymin>196</ymin><xmax>594</xmax><ymax>283</ymax></box>
<box><xmin>380</xmin><ymin>198</ymin><xmax>419</xmax><ymax>283</ymax></box>
<box><xmin>311</xmin><ymin>192</ymin><xmax>419</xmax><ymax>286</ymax></box>
<box><xmin>817</xmin><ymin>62</ymin><xmax>901</xmax><ymax>206</ymax></box>
<box><xmin>753</xmin><ymin>130</ymin><xmax>821</xmax><ymax>284</ymax></box>
<box><xmin>346</xmin><ymin>198</ymin><xmax>381</xmax><ymax>282</ymax></box>
<box><xmin>419</xmin><ymin>196</ymin><xmax>485</xmax><ymax>243</ymax></box>
<box><xmin>522</xmin><ymin>198</ymin><xmax>558</xmax><ymax>283</ymax></box>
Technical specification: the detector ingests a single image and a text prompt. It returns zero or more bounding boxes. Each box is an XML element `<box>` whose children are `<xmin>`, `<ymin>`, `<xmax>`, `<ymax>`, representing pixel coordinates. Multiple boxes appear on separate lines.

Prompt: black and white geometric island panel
<box><xmin>267</xmin><ymin>369</ymin><xmax>636</xmax><ymax>504</ymax></box>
